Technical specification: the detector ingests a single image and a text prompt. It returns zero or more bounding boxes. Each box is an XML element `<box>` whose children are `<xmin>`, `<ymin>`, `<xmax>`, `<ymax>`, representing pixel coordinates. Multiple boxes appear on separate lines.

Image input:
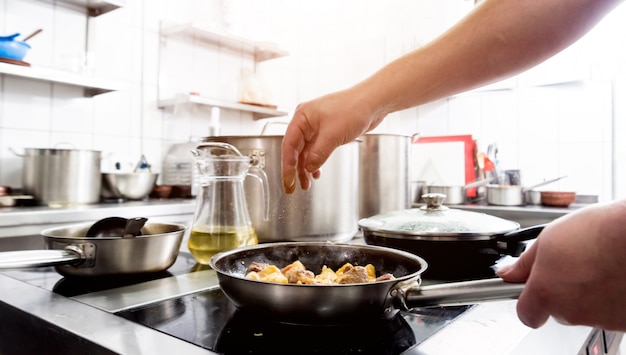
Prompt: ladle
<box><xmin>523</xmin><ymin>175</ymin><xmax>568</xmax><ymax>192</ymax></box>
<box><xmin>85</xmin><ymin>217</ymin><xmax>148</xmax><ymax>238</ymax></box>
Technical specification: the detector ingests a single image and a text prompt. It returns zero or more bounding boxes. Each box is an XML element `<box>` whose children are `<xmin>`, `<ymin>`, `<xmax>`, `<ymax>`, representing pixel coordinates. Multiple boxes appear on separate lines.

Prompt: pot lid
<box><xmin>358</xmin><ymin>193</ymin><xmax>520</xmax><ymax>240</ymax></box>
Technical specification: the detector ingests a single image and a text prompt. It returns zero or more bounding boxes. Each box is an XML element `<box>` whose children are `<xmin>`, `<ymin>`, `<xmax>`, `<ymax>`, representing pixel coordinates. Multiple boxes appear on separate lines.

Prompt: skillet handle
<box><xmin>495</xmin><ymin>224</ymin><xmax>546</xmax><ymax>256</ymax></box>
<box><xmin>0</xmin><ymin>247</ymin><xmax>84</xmax><ymax>269</ymax></box>
<box><xmin>402</xmin><ymin>278</ymin><xmax>524</xmax><ymax>309</ymax></box>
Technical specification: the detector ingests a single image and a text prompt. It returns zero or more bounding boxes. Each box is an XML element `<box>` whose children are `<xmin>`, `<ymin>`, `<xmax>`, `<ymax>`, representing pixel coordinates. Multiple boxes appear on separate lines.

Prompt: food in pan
<box><xmin>244</xmin><ymin>260</ymin><xmax>395</xmax><ymax>285</ymax></box>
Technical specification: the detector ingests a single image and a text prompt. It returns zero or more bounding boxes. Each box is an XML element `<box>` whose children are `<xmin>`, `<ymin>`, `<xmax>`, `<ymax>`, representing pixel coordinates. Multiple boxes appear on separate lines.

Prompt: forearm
<box><xmin>357</xmin><ymin>0</ymin><xmax>624</xmax><ymax>115</ymax></box>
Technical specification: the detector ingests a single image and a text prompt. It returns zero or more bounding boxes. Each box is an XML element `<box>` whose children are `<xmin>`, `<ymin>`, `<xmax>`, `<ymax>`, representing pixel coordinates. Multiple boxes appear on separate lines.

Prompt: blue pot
<box><xmin>0</xmin><ymin>35</ymin><xmax>31</xmax><ymax>61</ymax></box>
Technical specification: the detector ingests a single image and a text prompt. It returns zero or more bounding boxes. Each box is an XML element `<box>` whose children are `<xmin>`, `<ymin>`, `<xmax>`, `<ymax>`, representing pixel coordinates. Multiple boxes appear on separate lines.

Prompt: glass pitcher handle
<box><xmin>193</xmin><ymin>142</ymin><xmax>245</xmax><ymax>157</ymax></box>
<box><xmin>247</xmin><ymin>166</ymin><xmax>270</xmax><ymax>221</ymax></box>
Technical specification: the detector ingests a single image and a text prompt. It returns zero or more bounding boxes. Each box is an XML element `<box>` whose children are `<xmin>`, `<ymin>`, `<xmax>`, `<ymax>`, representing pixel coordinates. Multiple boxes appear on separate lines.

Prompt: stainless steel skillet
<box><xmin>209</xmin><ymin>242</ymin><xmax>523</xmax><ymax>325</ymax></box>
<box><xmin>0</xmin><ymin>222</ymin><xmax>185</xmax><ymax>277</ymax></box>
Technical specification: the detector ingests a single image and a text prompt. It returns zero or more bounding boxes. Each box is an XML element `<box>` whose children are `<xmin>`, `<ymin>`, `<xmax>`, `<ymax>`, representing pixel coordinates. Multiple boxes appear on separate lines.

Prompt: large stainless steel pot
<box><xmin>15</xmin><ymin>147</ymin><xmax>102</xmax><ymax>206</ymax></box>
<box><xmin>358</xmin><ymin>133</ymin><xmax>415</xmax><ymax>218</ymax></box>
<box><xmin>210</xmin><ymin>242</ymin><xmax>524</xmax><ymax>324</ymax></box>
<box><xmin>202</xmin><ymin>135</ymin><xmax>359</xmax><ymax>243</ymax></box>
<box><xmin>0</xmin><ymin>221</ymin><xmax>185</xmax><ymax>277</ymax></box>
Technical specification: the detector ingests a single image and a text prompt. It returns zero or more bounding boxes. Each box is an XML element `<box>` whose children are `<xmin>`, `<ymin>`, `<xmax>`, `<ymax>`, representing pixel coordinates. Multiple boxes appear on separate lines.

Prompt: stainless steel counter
<box><xmin>0</xmin><ymin>199</ymin><xmax>196</xmax><ymax>238</ymax></box>
<box><xmin>0</xmin><ymin>261</ymin><xmax>615</xmax><ymax>355</ymax></box>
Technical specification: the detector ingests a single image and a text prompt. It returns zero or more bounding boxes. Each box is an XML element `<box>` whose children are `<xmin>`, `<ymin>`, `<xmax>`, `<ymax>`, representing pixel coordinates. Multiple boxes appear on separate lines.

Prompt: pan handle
<box><xmin>400</xmin><ymin>278</ymin><xmax>524</xmax><ymax>309</ymax></box>
<box><xmin>0</xmin><ymin>246</ymin><xmax>85</xmax><ymax>269</ymax></box>
<box><xmin>494</xmin><ymin>224</ymin><xmax>546</xmax><ymax>256</ymax></box>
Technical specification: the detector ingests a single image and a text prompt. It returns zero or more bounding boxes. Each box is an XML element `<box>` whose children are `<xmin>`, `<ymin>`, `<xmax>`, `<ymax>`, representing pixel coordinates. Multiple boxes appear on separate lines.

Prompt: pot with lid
<box><xmin>359</xmin><ymin>193</ymin><xmax>545</xmax><ymax>279</ymax></box>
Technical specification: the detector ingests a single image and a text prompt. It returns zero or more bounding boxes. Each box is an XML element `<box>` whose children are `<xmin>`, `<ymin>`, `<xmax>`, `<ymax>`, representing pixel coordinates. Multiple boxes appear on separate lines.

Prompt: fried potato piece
<box><xmin>314</xmin><ymin>265</ymin><xmax>338</xmax><ymax>285</ymax></box>
<box><xmin>336</xmin><ymin>264</ymin><xmax>369</xmax><ymax>284</ymax></box>
<box><xmin>282</xmin><ymin>261</ymin><xmax>316</xmax><ymax>284</ymax></box>
<box><xmin>246</xmin><ymin>264</ymin><xmax>288</xmax><ymax>284</ymax></box>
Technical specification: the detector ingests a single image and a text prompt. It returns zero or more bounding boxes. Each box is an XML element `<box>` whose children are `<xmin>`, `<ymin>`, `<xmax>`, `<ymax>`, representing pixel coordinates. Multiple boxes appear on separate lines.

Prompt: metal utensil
<box><xmin>523</xmin><ymin>175</ymin><xmax>567</xmax><ymax>192</ymax></box>
<box><xmin>22</xmin><ymin>29</ymin><xmax>42</xmax><ymax>42</ymax></box>
<box><xmin>86</xmin><ymin>216</ymin><xmax>148</xmax><ymax>238</ymax></box>
<box><xmin>122</xmin><ymin>217</ymin><xmax>149</xmax><ymax>238</ymax></box>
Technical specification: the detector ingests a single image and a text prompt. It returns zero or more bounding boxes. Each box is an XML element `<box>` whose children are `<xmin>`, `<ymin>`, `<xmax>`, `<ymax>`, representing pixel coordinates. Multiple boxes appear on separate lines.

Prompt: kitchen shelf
<box><xmin>0</xmin><ymin>62</ymin><xmax>124</xmax><ymax>96</ymax></box>
<box><xmin>159</xmin><ymin>94</ymin><xmax>288</xmax><ymax>120</ymax></box>
<box><xmin>36</xmin><ymin>0</ymin><xmax>125</xmax><ymax>16</ymax></box>
<box><xmin>160</xmin><ymin>21</ymin><xmax>289</xmax><ymax>62</ymax></box>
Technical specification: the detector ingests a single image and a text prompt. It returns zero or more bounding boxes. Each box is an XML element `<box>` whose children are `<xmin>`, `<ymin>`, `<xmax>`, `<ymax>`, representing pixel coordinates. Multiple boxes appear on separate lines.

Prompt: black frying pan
<box><xmin>209</xmin><ymin>242</ymin><xmax>524</xmax><ymax>324</ymax></box>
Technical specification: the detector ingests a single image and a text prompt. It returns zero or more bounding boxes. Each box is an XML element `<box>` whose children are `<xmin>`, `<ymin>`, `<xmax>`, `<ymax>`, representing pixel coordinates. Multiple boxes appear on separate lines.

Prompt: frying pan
<box><xmin>209</xmin><ymin>242</ymin><xmax>524</xmax><ymax>324</ymax></box>
<box><xmin>0</xmin><ymin>222</ymin><xmax>185</xmax><ymax>277</ymax></box>
<box><xmin>359</xmin><ymin>193</ymin><xmax>544</xmax><ymax>278</ymax></box>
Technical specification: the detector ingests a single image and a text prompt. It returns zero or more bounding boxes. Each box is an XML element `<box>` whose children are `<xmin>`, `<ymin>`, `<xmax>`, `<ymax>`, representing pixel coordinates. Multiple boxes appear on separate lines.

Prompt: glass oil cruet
<box><xmin>189</xmin><ymin>142</ymin><xmax>269</xmax><ymax>265</ymax></box>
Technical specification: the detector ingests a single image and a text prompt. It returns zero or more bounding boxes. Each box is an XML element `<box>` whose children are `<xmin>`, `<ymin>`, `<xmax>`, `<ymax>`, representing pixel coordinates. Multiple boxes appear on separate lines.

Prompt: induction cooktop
<box><xmin>2</xmin><ymin>252</ymin><xmax>472</xmax><ymax>354</ymax></box>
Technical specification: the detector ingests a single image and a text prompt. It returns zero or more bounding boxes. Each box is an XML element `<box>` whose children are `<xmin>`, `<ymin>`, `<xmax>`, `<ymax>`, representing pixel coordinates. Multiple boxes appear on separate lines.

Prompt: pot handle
<box><xmin>0</xmin><ymin>246</ymin><xmax>85</xmax><ymax>269</ymax></box>
<box><xmin>399</xmin><ymin>278</ymin><xmax>524</xmax><ymax>309</ymax></box>
<box><xmin>494</xmin><ymin>224</ymin><xmax>546</xmax><ymax>256</ymax></box>
<box><xmin>260</xmin><ymin>121</ymin><xmax>288</xmax><ymax>135</ymax></box>
<box><xmin>8</xmin><ymin>147</ymin><xmax>24</xmax><ymax>157</ymax></box>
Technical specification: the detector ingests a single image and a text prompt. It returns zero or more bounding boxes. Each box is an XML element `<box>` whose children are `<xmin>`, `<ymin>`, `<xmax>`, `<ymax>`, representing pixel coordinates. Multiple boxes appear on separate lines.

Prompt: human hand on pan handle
<box><xmin>497</xmin><ymin>200</ymin><xmax>626</xmax><ymax>331</ymax></box>
<box><xmin>281</xmin><ymin>87</ymin><xmax>387</xmax><ymax>193</ymax></box>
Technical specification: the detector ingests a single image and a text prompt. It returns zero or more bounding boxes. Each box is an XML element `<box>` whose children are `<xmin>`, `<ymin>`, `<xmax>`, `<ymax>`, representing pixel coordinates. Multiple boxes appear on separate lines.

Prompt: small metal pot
<box><xmin>425</xmin><ymin>179</ymin><xmax>491</xmax><ymax>205</ymax></box>
<box><xmin>486</xmin><ymin>184</ymin><xmax>525</xmax><ymax>206</ymax></box>
<box><xmin>486</xmin><ymin>176</ymin><xmax>568</xmax><ymax>206</ymax></box>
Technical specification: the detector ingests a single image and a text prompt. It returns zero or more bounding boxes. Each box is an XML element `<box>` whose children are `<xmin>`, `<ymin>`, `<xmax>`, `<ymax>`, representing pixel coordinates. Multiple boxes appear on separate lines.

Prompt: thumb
<box><xmin>496</xmin><ymin>241</ymin><xmax>537</xmax><ymax>282</ymax></box>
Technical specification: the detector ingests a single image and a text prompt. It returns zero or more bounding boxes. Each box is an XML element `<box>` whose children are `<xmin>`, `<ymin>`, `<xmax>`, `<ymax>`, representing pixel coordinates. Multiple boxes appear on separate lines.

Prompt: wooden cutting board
<box><xmin>0</xmin><ymin>57</ymin><xmax>30</xmax><ymax>66</ymax></box>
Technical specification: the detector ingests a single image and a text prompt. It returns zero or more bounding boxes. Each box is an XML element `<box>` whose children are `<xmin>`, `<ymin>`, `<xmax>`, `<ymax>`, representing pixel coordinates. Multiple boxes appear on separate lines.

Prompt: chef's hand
<box><xmin>497</xmin><ymin>200</ymin><xmax>626</xmax><ymax>331</ymax></box>
<box><xmin>281</xmin><ymin>86</ymin><xmax>386</xmax><ymax>194</ymax></box>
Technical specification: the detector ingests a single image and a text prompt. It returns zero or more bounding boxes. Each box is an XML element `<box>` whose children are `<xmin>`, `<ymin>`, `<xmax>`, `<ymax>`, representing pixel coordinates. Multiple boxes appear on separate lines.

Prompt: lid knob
<box><xmin>421</xmin><ymin>193</ymin><xmax>449</xmax><ymax>211</ymax></box>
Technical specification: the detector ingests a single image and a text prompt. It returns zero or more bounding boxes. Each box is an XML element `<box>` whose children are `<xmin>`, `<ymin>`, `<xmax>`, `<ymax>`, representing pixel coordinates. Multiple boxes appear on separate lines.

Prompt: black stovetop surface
<box><xmin>2</xmin><ymin>252</ymin><xmax>473</xmax><ymax>354</ymax></box>
<box><xmin>116</xmin><ymin>286</ymin><xmax>470</xmax><ymax>355</ymax></box>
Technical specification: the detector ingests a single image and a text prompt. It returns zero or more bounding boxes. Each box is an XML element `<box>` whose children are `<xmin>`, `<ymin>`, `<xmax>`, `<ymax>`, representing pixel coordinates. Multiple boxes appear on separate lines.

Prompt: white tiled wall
<box><xmin>0</xmin><ymin>0</ymin><xmax>624</xmax><ymax>201</ymax></box>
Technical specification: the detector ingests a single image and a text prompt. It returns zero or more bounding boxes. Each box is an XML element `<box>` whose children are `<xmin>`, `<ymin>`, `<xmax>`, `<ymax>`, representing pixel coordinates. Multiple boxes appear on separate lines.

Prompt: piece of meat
<box><xmin>246</xmin><ymin>262</ymin><xmax>269</xmax><ymax>273</ymax></box>
<box><xmin>375</xmin><ymin>273</ymin><xmax>396</xmax><ymax>282</ymax></box>
<box><xmin>294</xmin><ymin>269</ymin><xmax>316</xmax><ymax>284</ymax></box>
<box><xmin>281</xmin><ymin>260</ymin><xmax>317</xmax><ymax>284</ymax></box>
<box><xmin>337</xmin><ymin>265</ymin><xmax>370</xmax><ymax>284</ymax></box>
<box><xmin>281</xmin><ymin>261</ymin><xmax>305</xmax><ymax>282</ymax></box>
